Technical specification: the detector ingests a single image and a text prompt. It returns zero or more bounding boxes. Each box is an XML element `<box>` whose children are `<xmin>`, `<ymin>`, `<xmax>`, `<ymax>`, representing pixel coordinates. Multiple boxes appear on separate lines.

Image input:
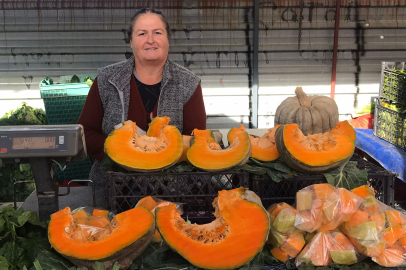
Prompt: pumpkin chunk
<box><xmin>275</xmin><ymin>121</ymin><xmax>355</xmax><ymax>173</ymax></box>
<box><xmin>156</xmin><ymin>188</ymin><xmax>269</xmax><ymax>269</ymax></box>
<box><xmin>105</xmin><ymin>118</ymin><xmax>183</xmax><ymax>172</ymax></box>
<box><xmin>48</xmin><ymin>207</ymin><xmax>155</xmax><ymax>269</ymax></box>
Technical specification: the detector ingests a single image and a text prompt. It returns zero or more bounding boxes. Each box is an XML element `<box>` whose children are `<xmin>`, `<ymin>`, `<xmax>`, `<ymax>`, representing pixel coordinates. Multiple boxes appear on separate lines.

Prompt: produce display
<box><xmin>275</xmin><ymin>121</ymin><xmax>356</xmax><ymax>173</ymax></box>
<box><xmin>104</xmin><ymin>118</ymin><xmax>183</xmax><ymax>171</ymax></box>
<box><xmin>249</xmin><ymin>125</ymin><xmax>280</xmax><ymax>162</ymax></box>
<box><xmin>274</xmin><ymin>87</ymin><xmax>339</xmax><ymax>135</ymax></box>
<box><xmin>155</xmin><ymin>187</ymin><xmax>269</xmax><ymax>269</ymax></box>
<box><xmin>187</xmin><ymin>124</ymin><xmax>251</xmax><ymax>171</ymax></box>
<box><xmin>48</xmin><ymin>207</ymin><xmax>155</xmax><ymax>269</ymax></box>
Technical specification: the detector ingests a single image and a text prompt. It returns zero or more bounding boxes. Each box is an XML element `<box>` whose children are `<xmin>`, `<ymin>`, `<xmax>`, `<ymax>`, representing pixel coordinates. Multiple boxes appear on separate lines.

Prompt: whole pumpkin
<box><xmin>274</xmin><ymin>87</ymin><xmax>339</xmax><ymax>135</ymax></box>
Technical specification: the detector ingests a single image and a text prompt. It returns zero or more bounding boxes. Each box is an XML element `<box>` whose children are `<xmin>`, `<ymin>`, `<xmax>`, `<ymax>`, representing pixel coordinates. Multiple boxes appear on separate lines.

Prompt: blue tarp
<box><xmin>355</xmin><ymin>129</ymin><xmax>406</xmax><ymax>181</ymax></box>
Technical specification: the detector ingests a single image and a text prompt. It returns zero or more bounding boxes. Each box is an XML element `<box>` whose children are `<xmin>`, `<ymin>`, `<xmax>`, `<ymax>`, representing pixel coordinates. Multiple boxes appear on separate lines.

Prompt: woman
<box><xmin>77</xmin><ymin>8</ymin><xmax>206</xmax><ymax>186</ymax></box>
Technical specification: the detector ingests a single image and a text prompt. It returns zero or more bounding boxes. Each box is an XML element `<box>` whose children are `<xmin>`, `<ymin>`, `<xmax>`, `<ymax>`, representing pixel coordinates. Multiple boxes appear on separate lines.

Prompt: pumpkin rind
<box><xmin>187</xmin><ymin>125</ymin><xmax>251</xmax><ymax>171</ymax></box>
<box><xmin>48</xmin><ymin>207</ymin><xmax>155</xmax><ymax>269</ymax></box>
<box><xmin>275</xmin><ymin>123</ymin><xmax>355</xmax><ymax>173</ymax></box>
<box><xmin>104</xmin><ymin>120</ymin><xmax>183</xmax><ymax>172</ymax></box>
<box><xmin>155</xmin><ymin>188</ymin><xmax>269</xmax><ymax>269</ymax></box>
<box><xmin>275</xmin><ymin>87</ymin><xmax>339</xmax><ymax>135</ymax></box>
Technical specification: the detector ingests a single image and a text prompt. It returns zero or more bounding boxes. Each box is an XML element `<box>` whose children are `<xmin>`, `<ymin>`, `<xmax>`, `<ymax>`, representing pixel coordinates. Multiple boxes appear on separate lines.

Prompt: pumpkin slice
<box><xmin>275</xmin><ymin>122</ymin><xmax>355</xmax><ymax>173</ymax></box>
<box><xmin>187</xmin><ymin>125</ymin><xmax>251</xmax><ymax>172</ymax></box>
<box><xmin>178</xmin><ymin>130</ymin><xmax>223</xmax><ymax>163</ymax></box>
<box><xmin>271</xmin><ymin>247</ymin><xmax>289</xmax><ymax>262</ymax></box>
<box><xmin>330</xmin><ymin>120</ymin><xmax>356</xmax><ymax>143</ymax></box>
<box><xmin>249</xmin><ymin>125</ymin><xmax>280</xmax><ymax>161</ymax></box>
<box><xmin>92</xmin><ymin>209</ymin><xmax>109</xmax><ymax>217</ymax></box>
<box><xmin>146</xmin><ymin>116</ymin><xmax>170</xmax><ymax>137</ymax></box>
<box><xmin>351</xmin><ymin>185</ymin><xmax>375</xmax><ymax>198</ymax></box>
<box><xmin>280</xmin><ymin>232</ymin><xmax>306</xmax><ymax>258</ymax></box>
<box><xmin>104</xmin><ymin>119</ymin><xmax>183</xmax><ymax>172</ymax></box>
<box><xmin>71</xmin><ymin>209</ymin><xmax>88</xmax><ymax>219</ymax></box>
<box><xmin>48</xmin><ymin>207</ymin><xmax>155</xmax><ymax>269</ymax></box>
<box><xmin>156</xmin><ymin>187</ymin><xmax>269</xmax><ymax>269</ymax></box>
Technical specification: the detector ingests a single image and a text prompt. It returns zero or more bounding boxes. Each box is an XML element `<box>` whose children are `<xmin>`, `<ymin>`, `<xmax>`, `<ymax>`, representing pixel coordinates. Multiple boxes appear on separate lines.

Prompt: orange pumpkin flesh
<box><xmin>146</xmin><ymin>116</ymin><xmax>170</xmax><ymax>137</ymax></box>
<box><xmin>92</xmin><ymin>209</ymin><xmax>109</xmax><ymax>217</ymax></box>
<box><xmin>249</xmin><ymin>125</ymin><xmax>280</xmax><ymax>162</ymax></box>
<box><xmin>275</xmin><ymin>122</ymin><xmax>355</xmax><ymax>173</ymax></box>
<box><xmin>48</xmin><ymin>207</ymin><xmax>155</xmax><ymax>268</ymax></box>
<box><xmin>155</xmin><ymin>188</ymin><xmax>269</xmax><ymax>269</ymax></box>
<box><xmin>104</xmin><ymin>120</ymin><xmax>183</xmax><ymax>172</ymax></box>
<box><xmin>187</xmin><ymin>125</ymin><xmax>251</xmax><ymax>172</ymax></box>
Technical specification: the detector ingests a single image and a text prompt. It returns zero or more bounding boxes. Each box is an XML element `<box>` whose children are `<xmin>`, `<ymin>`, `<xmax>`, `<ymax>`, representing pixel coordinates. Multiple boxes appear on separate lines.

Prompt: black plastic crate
<box><xmin>251</xmin><ymin>155</ymin><xmax>395</xmax><ymax>210</ymax></box>
<box><xmin>373</xmin><ymin>97</ymin><xmax>406</xmax><ymax>150</ymax></box>
<box><xmin>379</xmin><ymin>62</ymin><xmax>406</xmax><ymax>105</ymax></box>
<box><xmin>106</xmin><ymin>171</ymin><xmax>249</xmax><ymax>224</ymax></box>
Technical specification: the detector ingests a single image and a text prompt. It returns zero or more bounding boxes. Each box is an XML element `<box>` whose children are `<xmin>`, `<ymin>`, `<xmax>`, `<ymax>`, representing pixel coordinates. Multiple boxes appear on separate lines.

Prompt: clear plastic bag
<box><xmin>296</xmin><ymin>231</ymin><xmax>364</xmax><ymax>267</ymax></box>
<box><xmin>339</xmin><ymin>185</ymin><xmax>406</xmax><ymax>267</ymax></box>
<box><xmin>267</xmin><ymin>203</ymin><xmax>306</xmax><ymax>262</ymax></box>
<box><xmin>294</xmin><ymin>184</ymin><xmax>362</xmax><ymax>233</ymax></box>
<box><xmin>66</xmin><ymin>207</ymin><xmax>116</xmax><ymax>242</ymax></box>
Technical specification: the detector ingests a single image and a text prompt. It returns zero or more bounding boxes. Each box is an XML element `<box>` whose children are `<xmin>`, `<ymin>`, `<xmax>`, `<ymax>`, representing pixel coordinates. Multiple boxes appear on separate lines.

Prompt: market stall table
<box><xmin>355</xmin><ymin>128</ymin><xmax>406</xmax><ymax>182</ymax></box>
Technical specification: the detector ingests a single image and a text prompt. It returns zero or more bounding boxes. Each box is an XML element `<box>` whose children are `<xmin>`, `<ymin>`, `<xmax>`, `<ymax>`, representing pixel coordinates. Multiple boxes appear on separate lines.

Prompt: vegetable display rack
<box><xmin>250</xmin><ymin>154</ymin><xmax>395</xmax><ymax>209</ymax></box>
<box><xmin>373</xmin><ymin>97</ymin><xmax>406</xmax><ymax>150</ymax></box>
<box><xmin>106</xmin><ymin>171</ymin><xmax>249</xmax><ymax>224</ymax></box>
<box><xmin>379</xmin><ymin>62</ymin><xmax>406</xmax><ymax>106</ymax></box>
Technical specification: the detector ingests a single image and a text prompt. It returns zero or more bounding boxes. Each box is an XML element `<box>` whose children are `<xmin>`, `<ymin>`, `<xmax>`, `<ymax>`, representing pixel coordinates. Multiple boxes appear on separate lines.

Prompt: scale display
<box><xmin>12</xmin><ymin>136</ymin><xmax>56</xmax><ymax>150</ymax></box>
<box><xmin>0</xmin><ymin>125</ymin><xmax>86</xmax><ymax>159</ymax></box>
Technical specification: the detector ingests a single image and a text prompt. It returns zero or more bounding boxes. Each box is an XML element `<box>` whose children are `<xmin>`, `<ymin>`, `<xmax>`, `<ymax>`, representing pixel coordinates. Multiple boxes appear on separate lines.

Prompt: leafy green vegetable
<box><xmin>323</xmin><ymin>161</ymin><xmax>368</xmax><ymax>190</ymax></box>
<box><xmin>0</xmin><ymin>102</ymin><xmax>47</xmax><ymax>126</ymax></box>
<box><xmin>84</xmin><ymin>77</ymin><xmax>94</xmax><ymax>88</ymax></box>
<box><xmin>0</xmin><ymin>206</ymin><xmax>49</xmax><ymax>270</ymax></box>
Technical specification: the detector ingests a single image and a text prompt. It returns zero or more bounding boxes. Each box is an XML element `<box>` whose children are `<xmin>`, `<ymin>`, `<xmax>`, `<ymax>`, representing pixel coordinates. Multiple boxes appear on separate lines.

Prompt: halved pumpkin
<box><xmin>187</xmin><ymin>125</ymin><xmax>251</xmax><ymax>171</ymax></box>
<box><xmin>104</xmin><ymin>119</ymin><xmax>183</xmax><ymax>172</ymax></box>
<box><xmin>155</xmin><ymin>187</ymin><xmax>269</xmax><ymax>269</ymax></box>
<box><xmin>249</xmin><ymin>125</ymin><xmax>280</xmax><ymax>162</ymax></box>
<box><xmin>48</xmin><ymin>207</ymin><xmax>155</xmax><ymax>269</ymax></box>
<box><xmin>275</xmin><ymin>122</ymin><xmax>355</xmax><ymax>173</ymax></box>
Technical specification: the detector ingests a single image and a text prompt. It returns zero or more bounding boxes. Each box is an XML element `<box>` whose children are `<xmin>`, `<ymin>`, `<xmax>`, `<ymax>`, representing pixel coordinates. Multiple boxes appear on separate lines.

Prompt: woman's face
<box><xmin>131</xmin><ymin>13</ymin><xmax>169</xmax><ymax>64</ymax></box>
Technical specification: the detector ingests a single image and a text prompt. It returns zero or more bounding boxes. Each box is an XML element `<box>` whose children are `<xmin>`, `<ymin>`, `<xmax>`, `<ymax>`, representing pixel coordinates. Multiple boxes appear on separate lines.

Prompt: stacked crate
<box><xmin>374</xmin><ymin>62</ymin><xmax>406</xmax><ymax>150</ymax></box>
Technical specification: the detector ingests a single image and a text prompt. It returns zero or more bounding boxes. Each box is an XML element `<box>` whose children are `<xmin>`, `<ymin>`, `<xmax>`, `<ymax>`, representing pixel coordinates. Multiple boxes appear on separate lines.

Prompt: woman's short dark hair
<box><xmin>128</xmin><ymin>8</ymin><xmax>170</xmax><ymax>41</ymax></box>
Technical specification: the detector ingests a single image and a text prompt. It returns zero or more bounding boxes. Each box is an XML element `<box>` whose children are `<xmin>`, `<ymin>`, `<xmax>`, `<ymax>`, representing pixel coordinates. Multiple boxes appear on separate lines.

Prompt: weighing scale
<box><xmin>0</xmin><ymin>125</ymin><xmax>98</xmax><ymax>221</ymax></box>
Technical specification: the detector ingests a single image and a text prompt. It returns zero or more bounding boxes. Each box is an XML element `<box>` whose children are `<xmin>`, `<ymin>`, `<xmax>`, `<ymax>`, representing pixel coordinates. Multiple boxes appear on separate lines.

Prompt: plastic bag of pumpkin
<box><xmin>340</xmin><ymin>185</ymin><xmax>406</xmax><ymax>267</ymax></box>
<box><xmin>267</xmin><ymin>202</ymin><xmax>307</xmax><ymax>263</ymax></box>
<box><xmin>296</xmin><ymin>231</ymin><xmax>365</xmax><ymax>266</ymax></box>
<box><xmin>68</xmin><ymin>207</ymin><xmax>116</xmax><ymax>241</ymax></box>
<box><xmin>295</xmin><ymin>183</ymin><xmax>363</xmax><ymax>233</ymax></box>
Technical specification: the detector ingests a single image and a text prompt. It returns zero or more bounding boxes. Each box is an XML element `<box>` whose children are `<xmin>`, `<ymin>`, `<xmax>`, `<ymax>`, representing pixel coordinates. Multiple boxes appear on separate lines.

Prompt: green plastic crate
<box><xmin>39</xmin><ymin>82</ymin><xmax>93</xmax><ymax>182</ymax></box>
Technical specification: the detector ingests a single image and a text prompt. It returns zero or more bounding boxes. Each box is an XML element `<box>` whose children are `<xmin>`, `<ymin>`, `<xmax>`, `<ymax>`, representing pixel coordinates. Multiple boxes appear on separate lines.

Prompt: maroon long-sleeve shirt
<box><xmin>77</xmin><ymin>75</ymin><xmax>206</xmax><ymax>161</ymax></box>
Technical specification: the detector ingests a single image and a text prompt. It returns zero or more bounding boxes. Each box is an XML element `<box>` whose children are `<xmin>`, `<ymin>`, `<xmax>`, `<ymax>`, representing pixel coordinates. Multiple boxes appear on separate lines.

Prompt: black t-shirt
<box><xmin>135</xmin><ymin>77</ymin><xmax>161</xmax><ymax>122</ymax></box>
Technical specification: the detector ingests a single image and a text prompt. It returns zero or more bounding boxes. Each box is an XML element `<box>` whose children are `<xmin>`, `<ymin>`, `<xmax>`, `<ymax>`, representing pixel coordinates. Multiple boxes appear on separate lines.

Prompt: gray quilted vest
<box><xmin>89</xmin><ymin>55</ymin><xmax>200</xmax><ymax>186</ymax></box>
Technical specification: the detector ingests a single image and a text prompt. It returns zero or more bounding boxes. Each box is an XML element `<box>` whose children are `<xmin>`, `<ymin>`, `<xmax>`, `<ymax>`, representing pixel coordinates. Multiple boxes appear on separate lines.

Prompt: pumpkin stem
<box><xmin>295</xmin><ymin>87</ymin><xmax>311</xmax><ymax>108</ymax></box>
